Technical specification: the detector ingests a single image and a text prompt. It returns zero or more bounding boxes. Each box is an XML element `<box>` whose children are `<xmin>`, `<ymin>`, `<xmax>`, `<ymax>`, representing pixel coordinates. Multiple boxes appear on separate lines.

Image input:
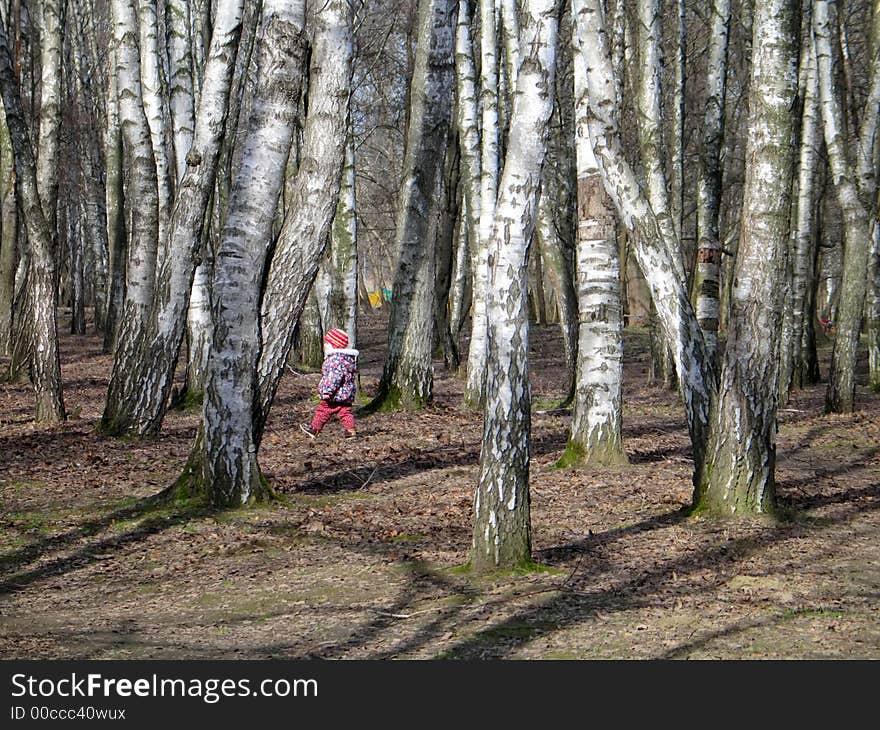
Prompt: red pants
<box><xmin>311</xmin><ymin>400</ymin><xmax>355</xmax><ymax>431</ymax></box>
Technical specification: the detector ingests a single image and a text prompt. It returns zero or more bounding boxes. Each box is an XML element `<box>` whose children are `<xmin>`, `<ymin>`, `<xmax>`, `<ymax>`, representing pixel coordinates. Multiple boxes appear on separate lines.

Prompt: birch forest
<box><xmin>2</xmin><ymin>0</ymin><xmax>880</xmax><ymax>660</ymax></box>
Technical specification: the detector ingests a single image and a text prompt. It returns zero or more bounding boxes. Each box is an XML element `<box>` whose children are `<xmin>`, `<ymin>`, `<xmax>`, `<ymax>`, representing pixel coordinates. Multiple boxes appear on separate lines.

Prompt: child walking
<box><xmin>301</xmin><ymin>328</ymin><xmax>359</xmax><ymax>439</ymax></box>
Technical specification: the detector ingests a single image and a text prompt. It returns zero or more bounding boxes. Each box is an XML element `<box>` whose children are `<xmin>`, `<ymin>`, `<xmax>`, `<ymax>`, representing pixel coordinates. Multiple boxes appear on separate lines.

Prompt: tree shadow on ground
<box><xmin>0</xmin><ymin>495</ymin><xmax>214</xmax><ymax>596</ymax></box>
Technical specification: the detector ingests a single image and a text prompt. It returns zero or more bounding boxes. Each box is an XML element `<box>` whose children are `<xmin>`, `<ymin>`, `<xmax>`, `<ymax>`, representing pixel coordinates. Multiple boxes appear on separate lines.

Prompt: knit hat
<box><xmin>324</xmin><ymin>328</ymin><xmax>349</xmax><ymax>350</ymax></box>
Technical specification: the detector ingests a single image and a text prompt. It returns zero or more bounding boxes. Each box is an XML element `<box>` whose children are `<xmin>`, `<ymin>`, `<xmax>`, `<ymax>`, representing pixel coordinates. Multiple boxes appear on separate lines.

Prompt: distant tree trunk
<box><xmin>69</xmin><ymin>214</ymin><xmax>86</xmax><ymax>335</ymax></box>
<box><xmin>0</xmin><ymin>18</ymin><xmax>65</xmax><ymax>421</ymax></box>
<box><xmin>692</xmin><ymin>0</ymin><xmax>731</xmax><ymax>364</ymax></box>
<box><xmin>464</xmin><ymin>0</ymin><xmax>499</xmax><ymax>409</ymax></box>
<box><xmin>190</xmin><ymin>0</ymin><xmax>307</xmax><ymax>506</ymax></box>
<box><xmin>454</xmin><ymin>0</ymin><xmax>479</xmax><ymax>373</ymax></box>
<box><xmin>102</xmin><ymin>0</ymin><xmax>245</xmax><ymax>436</ymax></box>
<box><xmin>471</xmin><ymin>0</ymin><xmax>557</xmax><ymax>572</ymax></box>
<box><xmin>296</xmin><ymin>289</ymin><xmax>325</xmax><ymax>370</ymax></box>
<box><xmin>253</xmin><ymin>0</ymin><xmax>353</xmax><ymax>441</ymax></box>
<box><xmin>433</xmin><ymin>138</ymin><xmax>461</xmax><ymax>369</ymax></box>
<box><xmin>558</xmin><ymin>24</ymin><xmax>626</xmax><ymax>468</ymax></box>
<box><xmin>0</xmin><ymin>105</ymin><xmax>16</xmax><ymax>357</ymax></box>
<box><xmin>780</xmin><ymin>30</ymin><xmax>820</xmax><ymax>400</ymax></box>
<box><xmin>324</xmin><ymin>131</ymin><xmax>359</xmax><ymax>345</ymax></box>
<box><xmin>103</xmin><ymin>54</ymin><xmax>126</xmax><ymax>353</ymax></box>
<box><xmin>694</xmin><ymin>0</ymin><xmax>798</xmax><ymax>516</ymax></box>
<box><xmin>365</xmin><ymin>0</ymin><xmax>456</xmax><ymax>412</ymax></box>
<box><xmin>815</xmin><ymin>0</ymin><xmax>876</xmax><ymax>414</ymax></box>
<box><xmin>868</xmin><ymin>221</ymin><xmax>880</xmax><ymax>391</ymax></box>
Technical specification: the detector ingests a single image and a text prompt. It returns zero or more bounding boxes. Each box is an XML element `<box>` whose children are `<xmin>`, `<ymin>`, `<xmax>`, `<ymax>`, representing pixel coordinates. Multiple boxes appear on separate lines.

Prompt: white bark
<box><xmin>254</xmin><ymin>0</ymin><xmax>353</xmax><ymax>438</ymax></box>
<box><xmin>471</xmin><ymin>0</ymin><xmax>558</xmax><ymax>572</ymax></box>
<box><xmin>560</xmin><ymin>19</ymin><xmax>626</xmax><ymax>467</ymax></box>
<box><xmin>572</xmin><ymin>0</ymin><xmax>712</xmax><ymax>460</ymax></box>
<box><xmin>780</xmin><ymin>31</ymin><xmax>820</xmax><ymax>397</ymax></box>
<box><xmin>695</xmin><ymin>0</ymin><xmax>798</xmax><ymax>516</ymax></box>
<box><xmin>138</xmin><ymin>0</ymin><xmax>174</xmax><ymax>247</ymax></box>
<box><xmin>693</xmin><ymin>0</ymin><xmax>731</xmax><ymax>362</ymax></box>
<box><xmin>103</xmin><ymin>0</ymin><xmax>246</xmax><ymax>436</ymax></box>
<box><xmin>166</xmin><ymin>0</ymin><xmax>196</xmax><ymax>183</ymax></box>
<box><xmin>201</xmin><ymin>0</ymin><xmax>307</xmax><ymax>505</ymax></box>
<box><xmin>465</xmin><ymin>0</ymin><xmax>500</xmax><ymax>409</ymax></box>
<box><xmin>814</xmin><ymin>0</ymin><xmax>873</xmax><ymax>413</ymax></box>
<box><xmin>0</xmin><ymin>16</ymin><xmax>65</xmax><ymax>420</ymax></box>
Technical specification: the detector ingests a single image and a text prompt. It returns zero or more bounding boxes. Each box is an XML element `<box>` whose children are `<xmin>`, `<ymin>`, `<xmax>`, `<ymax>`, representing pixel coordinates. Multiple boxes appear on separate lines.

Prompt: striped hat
<box><xmin>324</xmin><ymin>328</ymin><xmax>349</xmax><ymax>350</ymax></box>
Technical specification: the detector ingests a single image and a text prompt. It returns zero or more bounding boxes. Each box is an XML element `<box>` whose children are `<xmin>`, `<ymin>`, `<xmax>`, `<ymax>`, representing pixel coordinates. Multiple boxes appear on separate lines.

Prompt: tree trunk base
<box><xmin>555</xmin><ymin>439</ymin><xmax>628</xmax><ymax>468</ymax></box>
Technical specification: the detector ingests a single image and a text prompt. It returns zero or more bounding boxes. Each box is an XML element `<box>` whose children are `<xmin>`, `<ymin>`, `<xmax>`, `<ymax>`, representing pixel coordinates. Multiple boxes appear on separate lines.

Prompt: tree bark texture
<box><xmin>694</xmin><ymin>0</ymin><xmax>798</xmax><ymax>516</ymax></box>
<box><xmin>471</xmin><ymin>0</ymin><xmax>557</xmax><ymax>572</ymax></box>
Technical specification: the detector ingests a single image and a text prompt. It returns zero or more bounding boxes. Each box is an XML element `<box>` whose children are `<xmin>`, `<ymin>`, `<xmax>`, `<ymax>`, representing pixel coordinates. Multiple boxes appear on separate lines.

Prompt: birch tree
<box><xmin>693</xmin><ymin>0</ymin><xmax>798</xmax><ymax>516</ymax></box>
<box><xmin>780</xmin><ymin>28</ymin><xmax>822</xmax><ymax>398</ymax></box>
<box><xmin>365</xmin><ymin>0</ymin><xmax>457</xmax><ymax>411</ymax></box>
<box><xmin>254</xmin><ymin>0</ymin><xmax>354</xmax><ymax>439</ymax></box>
<box><xmin>102</xmin><ymin>0</ymin><xmax>245</xmax><ymax>436</ymax></box>
<box><xmin>572</xmin><ymin>0</ymin><xmax>713</xmax><ymax>462</ymax></box>
<box><xmin>558</xmin><ymin>18</ymin><xmax>626</xmax><ymax>468</ymax></box>
<box><xmin>0</xmin><ymin>106</ymin><xmax>15</xmax><ymax>357</ymax></box>
<box><xmin>0</xmin><ymin>14</ymin><xmax>65</xmax><ymax>421</ymax></box>
<box><xmin>464</xmin><ymin>0</ymin><xmax>500</xmax><ymax>409</ymax></box>
<box><xmin>471</xmin><ymin>0</ymin><xmax>558</xmax><ymax>572</ymax></box>
<box><xmin>814</xmin><ymin>0</ymin><xmax>879</xmax><ymax>413</ymax></box>
<box><xmin>692</xmin><ymin>0</ymin><xmax>731</xmax><ymax>363</ymax></box>
<box><xmin>188</xmin><ymin>0</ymin><xmax>308</xmax><ymax>505</ymax></box>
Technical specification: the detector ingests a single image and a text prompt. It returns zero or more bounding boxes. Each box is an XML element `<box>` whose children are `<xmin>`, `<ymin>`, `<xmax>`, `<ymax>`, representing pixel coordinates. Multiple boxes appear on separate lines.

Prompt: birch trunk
<box><xmin>103</xmin><ymin>55</ymin><xmax>126</xmax><ymax>352</ymax></box>
<box><xmin>104</xmin><ymin>0</ymin><xmax>161</xmax><ymax>428</ymax></box>
<box><xmin>364</xmin><ymin>0</ymin><xmax>456</xmax><ymax>412</ymax></box>
<box><xmin>322</xmin><ymin>131</ymin><xmax>358</xmax><ymax>346</ymax></box>
<box><xmin>464</xmin><ymin>0</ymin><xmax>499</xmax><ymax>409</ymax></box>
<box><xmin>694</xmin><ymin>0</ymin><xmax>798</xmax><ymax>516</ymax></box>
<box><xmin>166</xmin><ymin>0</ymin><xmax>196</xmax><ymax>183</ymax></box>
<box><xmin>254</xmin><ymin>0</ymin><xmax>353</xmax><ymax>441</ymax></box>
<box><xmin>138</xmin><ymin>0</ymin><xmax>173</xmax><ymax>248</ymax></box>
<box><xmin>780</xmin><ymin>32</ymin><xmax>820</xmax><ymax>399</ymax></box>
<box><xmin>558</xmin><ymin>21</ymin><xmax>626</xmax><ymax>467</ymax></box>
<box><xmin>815</xmin><ymin>0</ymin><xmax>874</xmax><ymax>414</ymax></box>
<box><xmin>471</xmin><ymin>0</ymin><xmax>557</xmax><ymax>572</ymax></box>
<box><xmin>192</xmin><ymin>0</ymin><xmax>307</xmax><ymax>506</ymax></box>
<box><xmin>0</xmin><ymin>105</ymin><xmax>16</xmax><ymax>357</ymax></box>
<box><xmin>36</xmin><ymin>0</ymin><xmax>63</xmax><ymax>229</ymax></box>
<box><xmin>572</xmin><ymin>0</ymin><xmax>713</xmax><ymax>464</ymax></box>
<box><xmin>0</xmin><ymin>17</ymin><xmax>65</xmax><ymax>420</ymax></box>
<box><xmin>102</xmin><ymin>0</ymin><xmax>245</xmax><ymax>436</ymax></box>
<box><xmin>868</xmin><ymin>220</ymin><xmax>880</xmax><ymax>391</ymax></box>
<box><xmin>692</xmin><ymin>0</ymin><xmax>731</xmax><ymax>363</ymax></box>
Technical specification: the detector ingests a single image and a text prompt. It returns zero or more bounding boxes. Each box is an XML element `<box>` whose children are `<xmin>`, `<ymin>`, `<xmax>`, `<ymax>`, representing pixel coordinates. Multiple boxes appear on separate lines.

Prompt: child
<box><xmin>301</xmin><ymin>328</ymin><xmax>359</xmax><ymax>439</ymax></box>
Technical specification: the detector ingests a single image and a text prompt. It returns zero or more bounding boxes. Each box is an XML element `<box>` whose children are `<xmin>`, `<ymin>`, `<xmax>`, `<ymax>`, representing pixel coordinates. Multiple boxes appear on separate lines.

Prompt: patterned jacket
<box><xmin>318</xmin><ymin>348</ymin><xmax>359</xmax><ymax>404</ymax></box>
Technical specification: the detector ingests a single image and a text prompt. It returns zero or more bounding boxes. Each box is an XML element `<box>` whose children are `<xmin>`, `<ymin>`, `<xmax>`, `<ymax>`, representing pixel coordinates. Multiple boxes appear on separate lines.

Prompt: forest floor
<box><xmin>1</xmin><ymin>310</ymin><xmax>879</xmax><ymax>660</ymax></box>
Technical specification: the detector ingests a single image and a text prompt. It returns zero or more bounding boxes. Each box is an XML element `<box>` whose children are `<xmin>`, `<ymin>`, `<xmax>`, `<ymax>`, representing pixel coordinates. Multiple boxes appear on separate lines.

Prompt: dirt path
<box><xmin>2</xmin><ymin>313</ymin><xmax>879</xmax><ymax>659</ymax></box>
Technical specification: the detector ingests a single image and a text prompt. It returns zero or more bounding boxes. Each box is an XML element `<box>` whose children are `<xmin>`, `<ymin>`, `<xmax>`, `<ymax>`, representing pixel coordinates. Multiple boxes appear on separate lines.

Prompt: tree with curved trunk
<box><xmin>181</xmin><ymin>0</ymin><xmax>308</xmax><ymax>506</ymax></box>
<box><xmin>572</xmin><ymin>0</ymin><xmax>713</xmax><ymax>465</ymax></box>
<box><xmin>253</xmin><ymin>0</ymin><xmax>354</xmax><ymax>441</ymax></box>
<box><xmin>363</xmin><ymin>0</ymin><xmax>456</xmax><ymax>412</ymax></box>
<box><xmin>693</xmin><ymin>0</ymin><xmax>798</xmax><ymax>517</ymax></box>
<box><xmin>814</xmin><ymin>0</ymin><xmax>879</xmax><ymax>414</ymax></box>
<box><xmin>0</xmin><ymin>16</ymin><xmax>65</xmax><ymax>421</ymax></box>
<box><xmin>471</xmin><ymin>0</ymin><xmax>558</xmax><ymax>572</ymax></box>
<box><xmin>102</xmin><ymin>0</ymin><xmax>245</xmax><ymax>436</ymax></box>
